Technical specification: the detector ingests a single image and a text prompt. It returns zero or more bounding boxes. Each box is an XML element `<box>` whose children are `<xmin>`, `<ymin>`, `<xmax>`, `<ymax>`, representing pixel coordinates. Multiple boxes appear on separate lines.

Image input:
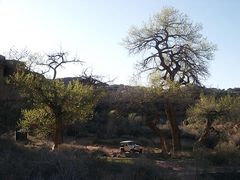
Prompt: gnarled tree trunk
<box><xmin>198</xmin><ymin>111</ymin><xmax>219</xmax><ymax>144</ymax></box>
<box><xmin>53</xmin><ymin>117</ymin><xmax>63</xmax><ymax>149</ymax></box>
<box><xmin>164</xmin><ymin>99</ymin><xmax>181</xmax><ymax>152</ymax></box>
<box><xmin>147</xmin><ymin>121</ymin><xmax>168</xmax><ymax>153</ymax></box>
<box><xmin>198</xmin><ymin>118</ymin><xmax>213</xmax><ymax>144</ymax></box>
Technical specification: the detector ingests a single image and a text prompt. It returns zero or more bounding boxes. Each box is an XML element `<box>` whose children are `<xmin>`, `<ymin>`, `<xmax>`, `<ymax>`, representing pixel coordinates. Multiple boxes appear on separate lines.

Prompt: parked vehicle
<box><xmin>120</xmin><ymin>140</ymin><xmax>143</xmax><ymax>153</ymax></box>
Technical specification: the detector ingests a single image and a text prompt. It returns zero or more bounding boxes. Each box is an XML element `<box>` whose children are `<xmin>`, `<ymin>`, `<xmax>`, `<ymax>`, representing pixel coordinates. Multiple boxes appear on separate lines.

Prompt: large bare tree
<box><xmin>123</xmin><ymin>7</ymin><xmax>216</xmax><ymax>152</ymax></box>
<box><xmin>40</xmin><ymin>51</ymin><xmax>83</xmax><ymax>80</ymax></box>
<box><xmin>7</xmin><ymin>48</ymin><xmax>83</xmax><ymax>80</ymax></box>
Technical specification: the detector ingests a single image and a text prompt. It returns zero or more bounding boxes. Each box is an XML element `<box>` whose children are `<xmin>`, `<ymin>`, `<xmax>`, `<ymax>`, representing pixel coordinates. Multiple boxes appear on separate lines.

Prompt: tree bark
<box><xmin>147</xmin><ymin>121</ymin><xmax>168</xmax><ymax>153</ymax></box>
<box><xmin>164</xmin><ymin>99</ymin><xmax>181</xmax><ymax>152</ymax></box>
<box><xmin>198</xmin><ymin>111</ymin><xmax>219</xmax><ymax>144</ymax></box>
<box><xmin>53</xmin><ymin>117</ymin><xmax>63</xmax><ymax>149</ymax></box>
<box><xmin>198</xmin><ymin>119</ymin><xmax>212</xmax><ymax>143</ymax></box>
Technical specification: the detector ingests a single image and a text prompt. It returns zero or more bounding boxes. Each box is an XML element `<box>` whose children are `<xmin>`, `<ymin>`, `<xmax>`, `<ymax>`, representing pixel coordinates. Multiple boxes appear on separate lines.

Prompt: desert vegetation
<box><xmin>1</xmin><ymin>6</ymin><xmax>240</xmax><ymax>180</ymax></box>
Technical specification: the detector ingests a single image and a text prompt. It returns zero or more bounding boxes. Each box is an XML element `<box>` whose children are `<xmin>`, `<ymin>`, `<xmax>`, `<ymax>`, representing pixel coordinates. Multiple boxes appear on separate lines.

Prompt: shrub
<box><xmin>204</xmin><ymin>151</ymin><xmax>240</xmax><ymax>166</ymax></box>
<box><xmin>231</xmin><ymin>133</ymin><xmax>240</xmax><ymax>147</ymax></box>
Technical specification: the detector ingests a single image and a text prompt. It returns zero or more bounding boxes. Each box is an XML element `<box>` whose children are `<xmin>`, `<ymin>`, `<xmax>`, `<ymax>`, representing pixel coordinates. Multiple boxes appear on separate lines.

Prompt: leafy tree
<box><xmin>6</xmin><ymin>49</ymin><xmax>101</xmax><ymax>148</ymax></box>
<box><xmin>123</xmin><ymin>7</ymin><xmax>216</xmax><ymax>152</ymax></box>
<box><xmin>148</xmin><ymin>78</ymin><xmax>196</xmax><ymax>152</ymax></box>
<box><xmin>103</xmin><ymin>85</ymin><xmax>169</xmax><ymax>153</ymax></box>
<box><xmin>12</xmin><ymin>72</ymin><xmax>99</xmax><ymax>148</ymax></box>
<box><xmin>187</xmin><ymin>94</ymin><xmax>240</xmax><ymax>145</ymax></box>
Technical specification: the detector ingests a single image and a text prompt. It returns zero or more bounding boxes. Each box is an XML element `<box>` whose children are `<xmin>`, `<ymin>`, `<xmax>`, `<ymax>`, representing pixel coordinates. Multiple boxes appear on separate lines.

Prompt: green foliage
<box><xmin>148</xmin><ymin>71</ymin><xmax>197</xmax><ymax>105</ymax></box>
<box><xmin>187</xmin><ymin>94</ymin><xmax>240</xmax><ymax>125</ymax></box>
<box><xmin>20</xmin><ymin>107</ymin><xmax>54</xmax><ymax>137</ymax></box>
<box><xmin>124</xmin><ymin>7</ymin><xmax>216</xmax><ymax>85</ymax></box>
<box><xmin>11</xmin><ymin>72</ymin><xmax>99</xmax><ymax>138</ymax></box>
<box><xmin>151</xmin><ymin>79</ymin><xmax>194</xmax><ymax>101</ymax></box>
<box><xmin>187</xmin><ymin>94</ymin><xmax>219</xmax><ymax>124</ymax></box>
<box><xmin>218</xmin><ymin>95</ymin><xmax>240</xmax><ymax>121</ymax></box>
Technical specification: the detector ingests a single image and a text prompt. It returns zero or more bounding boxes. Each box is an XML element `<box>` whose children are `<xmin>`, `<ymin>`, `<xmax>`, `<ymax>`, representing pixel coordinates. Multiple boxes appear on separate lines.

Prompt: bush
<box><xmin>231</xmin><ymin>133</ymin><xmax>240</xmax><ymax>147</ymax></box>
<box><xmin>204</xmin><ymin>151</ymin><xmax>240</xmax><ymax>166</ymax></box>
<box><xmin>121</xmin><ymin>158</ymin><xmax>172</xmax><ymax>180</ymax></box>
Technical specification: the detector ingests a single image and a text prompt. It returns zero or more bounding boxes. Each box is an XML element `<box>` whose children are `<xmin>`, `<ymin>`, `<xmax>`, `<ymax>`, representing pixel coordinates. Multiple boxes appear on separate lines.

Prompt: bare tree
<box><xmin>39</xmin><ymin>51</ymin><xmax>83</xmax><ymax>80</ymax></box>
<box><xmin>7</xmin><ymin>48</ymin><xmax>84</xmax><ymax>80</ymax></box>
<box><xmin>7</xmin><ymin>48</ymin><xmax>30</xmax><ymax>61</ymax></box>
<box><xmin>6</xmin><ymin>48</ymin><xmax>41</xmax><ymax>72</ymax></box>
<box><xmin>123</xmin><ymin>7</ymin><xmax>216</xmax><ymax>152</ymax></box>
<box><xmin>79</xmin><ymin>68</ymin><xmax>107</xmax><ymax>86</ymax></box>
<box><xmin>123</xmin><ymin>7</ymin><xmax>216</xmax><ymax>85</ymax></box>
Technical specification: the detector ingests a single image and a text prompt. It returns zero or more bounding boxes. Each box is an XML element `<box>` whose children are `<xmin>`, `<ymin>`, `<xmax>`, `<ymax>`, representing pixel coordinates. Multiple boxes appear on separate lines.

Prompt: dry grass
<box><xmin>0</xmin><ymin>138</ymin><xmax>174</xmax><ymax>180</ymax></box>
<box><xmin>1</xmin><ymin>126</ymin><xmax>240</xmax><ymax>180</ymax></box>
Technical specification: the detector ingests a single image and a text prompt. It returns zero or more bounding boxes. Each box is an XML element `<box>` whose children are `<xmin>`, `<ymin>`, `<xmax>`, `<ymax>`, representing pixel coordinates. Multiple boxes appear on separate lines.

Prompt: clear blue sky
<box><xmin>0</xmin><ymin>0</ymin><xmax>239</xmax><ymax>89</ymax></box>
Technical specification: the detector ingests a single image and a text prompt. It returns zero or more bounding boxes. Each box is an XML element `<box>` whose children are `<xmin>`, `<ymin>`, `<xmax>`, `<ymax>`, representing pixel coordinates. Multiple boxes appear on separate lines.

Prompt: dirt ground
<box><xmin>22</xmin><ymin>136</ymin><xmax>237</xmax><ymax>171</ymax></box>
<box><xmin>2</xmin><ymin>132</ymin><xmax>240</xmax><ymax>179</ymax></box>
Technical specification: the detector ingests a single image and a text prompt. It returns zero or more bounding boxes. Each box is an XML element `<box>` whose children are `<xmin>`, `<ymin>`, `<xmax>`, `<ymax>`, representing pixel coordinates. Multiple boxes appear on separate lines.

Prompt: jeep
<box><xmin>120</xmin><ymin>140</ymin><xmax>143</xmax><ymax>153</ymax></box>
